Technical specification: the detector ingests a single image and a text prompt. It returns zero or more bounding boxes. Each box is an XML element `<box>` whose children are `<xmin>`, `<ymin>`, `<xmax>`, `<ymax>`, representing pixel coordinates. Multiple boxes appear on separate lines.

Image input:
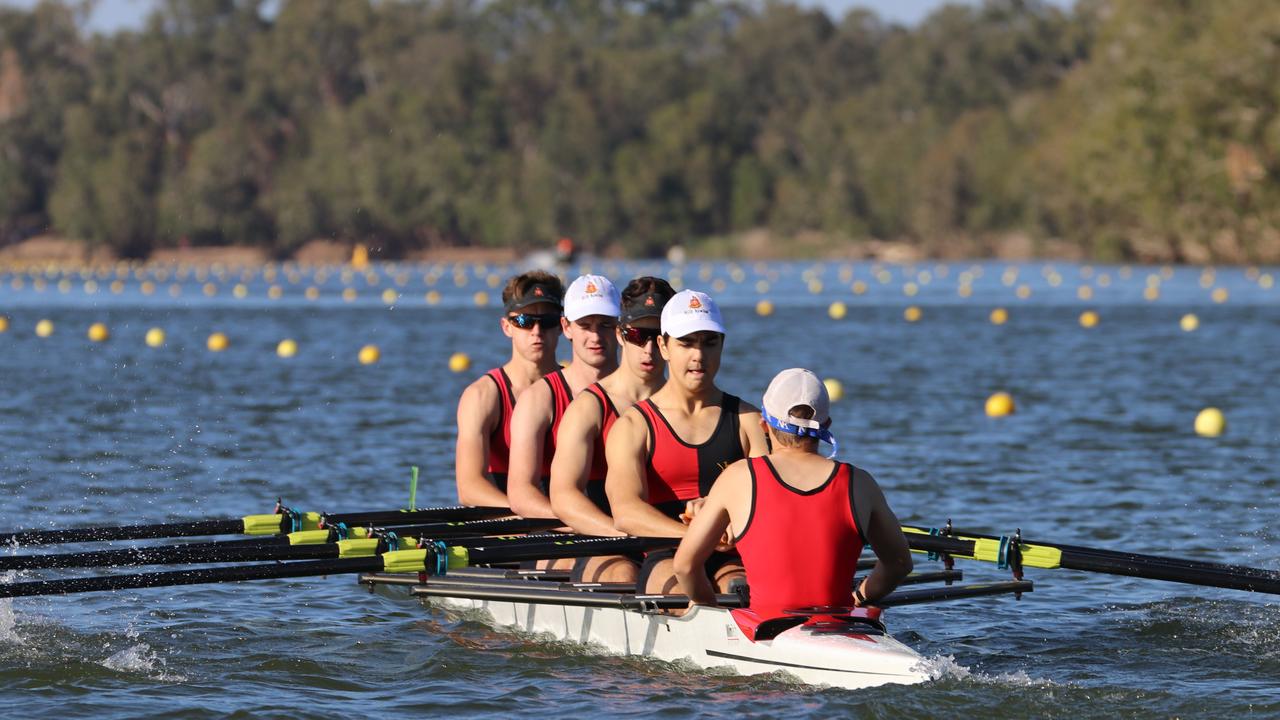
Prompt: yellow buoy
<box><xmin>87</xmin><ymin>323</ymin><xmax>110</xmax><ymax>342</ymax></box>
<box><xmin>828</xmin><ymin>301</ymin><xmax>847</xmax><ymax>320</ymax></box>
<box><xmin>1179</xmin><ymin>313</ymin><xmax>1199</xmax><ymax>332</ymax></box>
<box><xmin>145</xmin><ymin>327</ymin><xmax>166</xmax><ymax>348</ymax></box>
<box><xmin>305</xmin><ymin>286</ymin><xmax>320</xmax><ymax>301</ymax></box>
<box><xmin>425</xmin><ymin>290</ymin><xmax>441</xmax><ymax>305</ymax></box>
<box><xmin>1211</xmin><ymin>287</ymin><xmax>1229</xmax><ymax>304</ymax></box>
<box><xmin>1077</xmin><ymin>286</ymin><xmax>1093</xmax><ymax>301</ymax></box>
<box><xmin>202</xmin><ymin>282</ymin><xmax>218</xmax><ymax>297</ymax></box>
<box><xmin>342</xmin><ymin>287</ymin><xmax>358</xmax><ymax>302</ymax></box>
<box><xmin>382</xmin><ymin>288</ymin><xmax>399</xmax><ymax>305</ymax></box>
<box><xmin>985</xmin><ymin>391</ymin><xmax>1016</xmax><ymax>418</ymax></box>
<box><xmin>756</xmin><ymin>280</ymin><xmax>770</xmax><ymax>294</ymax></box>
<box><xmin>902</xmin><ymin>282</ymin><xmax>919</xmax><ymax>297</ymax></box>
<box><xmin>807</xmin><ymin>279</ymin><xmax>823</xmax><ymax>294</ymax></box>
<box><xmin>358</xmin><ymin>344</ymin><xmax>381</xmax><ymax>365</ymax></box>
<box><xmin>851</xmin><ymin>280</ymin><xmax>867</xmax><ymax>295</ymax></box>
<box><xmin>473</xmin><ymin>291</ymin><xmax>489</xmax><ymax>307</ymax></box>
<box><xmin>233</xmin><ymin>283</ymin><xmax>248</xmax><ymax>299</ymax></box>
<box><xmin>35</xmin><ymin>319</ymin><xmax>54</xmax><ymax>337</ymax></box>
<box><xmin>351</xmin><ymin>245</ymin><xmax>369</xmax><ymax>270</ymax></box>
<box><xmin>989</xmin><ymin>308</ymin><xmax>1008</xmax><ymax>325</ymax></box>
<box><xmin>1194</xmin><ymin>407</ymin><xmax>1225</xmax><ymax>437</ymax></box>
<box><xmin>1079</xmin><ymin>310</ymin><xmax>1099</xmax><ymax>328</ymax></box>
<box><xmin>448</xmin><ymin>352</ymin><xmax>472</xmax><ymax>373</ymax></box>
<box><xmin>207</xmin><ymin>332</ymin><xmax>229</xmax><ymax>352</ymax></box>
<box><xmin>1260</xmin><ymin>274</ymin><xmax>1274</xmax><ymax>289</ymax></box>
<box><xmin>267</xmin><ymin>285</ymin><xmax>284</xmax><ymax>300</ymax></box>
<box><xmin>904</xmin><ymin>306</ymin><xmax>922</xmax><ymax>322</ymax></box>
<box><xmin>1143</xmin><ymin>286</ymin><xmax>1160</xmax><ymax>302</ymax></box>
<box><xmin>755</xmin><ymin>300</ymin><xmax>775</xmax><ymax>317</ymax></box>
<box><xmin>823</xmin><ymin>377</ymin><xmax>844</xmax><ymax>402</ymax></box>
<box><xmin>1015</xmin><ymin>284</ymin><xmax>1031</xmax><ymax>299</ymax></box>
<box><xmin>276</xmin><ymin>339</ymin><xmax>298</xmax><ymax>358</ymax></box>
<box><xmin>0</xmin><ymin>315</ymin><xmax>8</xmax><ymax>333</ymax></box>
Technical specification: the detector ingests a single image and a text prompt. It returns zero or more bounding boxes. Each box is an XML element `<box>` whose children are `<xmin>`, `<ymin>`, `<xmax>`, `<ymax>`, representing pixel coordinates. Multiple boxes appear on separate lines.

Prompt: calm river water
<box><xmin>1</xmin><ymin>259</ymin><xmax>1278</xmax><ymax>718</ymax></box>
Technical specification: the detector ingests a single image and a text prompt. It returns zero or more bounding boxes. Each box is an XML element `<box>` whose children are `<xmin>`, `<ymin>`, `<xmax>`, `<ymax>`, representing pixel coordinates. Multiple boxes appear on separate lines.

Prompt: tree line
<box><xmin>1</xmin><ymin>0</ymin><xmax>1278</xmax><ymax>262</ymax></box>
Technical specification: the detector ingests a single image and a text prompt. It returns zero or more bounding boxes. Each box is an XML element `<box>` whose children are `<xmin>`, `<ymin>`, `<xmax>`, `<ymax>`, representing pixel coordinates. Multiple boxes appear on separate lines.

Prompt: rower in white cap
<box><xmin>507</xmin><ymin>274</ymin><xmax>622</xmax><ymax>519</ymax></box>
<box><xmin>605</xmin><ymin>289</ymin><xmax>769</xmax><ymax>595</ymax></box>
<box><xmin>673</xmin><ymin>368</ymin><xmax>913</xmax><ymax>616</ymax></box>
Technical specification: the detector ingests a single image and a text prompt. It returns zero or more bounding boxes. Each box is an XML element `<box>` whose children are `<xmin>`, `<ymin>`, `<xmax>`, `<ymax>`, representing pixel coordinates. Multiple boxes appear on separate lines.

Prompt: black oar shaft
<box><xmin>0</xmin><ymin>536</ymin><xmax>287</xmax><ymax>571</ymax></box>
<box><xmin>0</xmin><ymin>557</ymin><xmax>384</xmax><ymax>598</ymax></box>
<box><xmin>322</xmin><ymin>506</ymin><xmax>510</xmax><ymax>527</ymax></box>
<box><xmin>0</xmin><ymin>519</ymin><xmax>246</xmax><ymax>546</ymax></box>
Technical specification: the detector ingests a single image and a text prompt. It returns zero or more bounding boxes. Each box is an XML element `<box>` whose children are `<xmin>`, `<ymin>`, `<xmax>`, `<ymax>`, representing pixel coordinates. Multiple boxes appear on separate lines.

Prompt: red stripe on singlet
<box><xmin>484</xmin><ymin>368</ymin><xmax>514</xmax><ymax>479</ymax></box>
<box><xmin>540</xmin><ymin>369</ymin><xmax>573</xmax><ymax>477</ymax></box>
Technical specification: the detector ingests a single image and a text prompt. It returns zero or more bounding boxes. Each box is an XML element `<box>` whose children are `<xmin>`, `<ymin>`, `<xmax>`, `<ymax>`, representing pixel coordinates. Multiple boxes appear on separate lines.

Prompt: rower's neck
<box><xmin>505</xmin><ymin>353</ymin><xmax>561</xmax><ymax>387</ymax></box>
<box><xmin>561</xmin><ymin>357</ymin><xmax>617</xmax><ymax>393</ymax></box>
<box><xmin>661</xmin><ymin>383</ymin><xmax>721</xmax><ymax>413</ymax></box>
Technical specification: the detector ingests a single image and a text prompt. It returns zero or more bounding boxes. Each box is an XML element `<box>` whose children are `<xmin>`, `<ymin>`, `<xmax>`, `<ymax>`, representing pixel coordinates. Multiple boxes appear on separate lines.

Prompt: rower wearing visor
<box><xmin>550</xmin><ymin>277</ymin><xmax>675</xmax><ymax>583</ymax></box>
<box><xmin>606</xmin><ymin>289</ymin><xmax>769</xmax><ymax>596</ymax></box>
<box><xmin>507</xmin><ymin>275</ymin><xmax>622</xmax><ymax>519</ymax></box>
<box><xmin>673</xmin><ymin>368</ymin><xmax>913</xmax><ymax>617</ymax></box>
<box><xmin>455</xmin><ymin>272</ymin><xmax>565</xmax><ymax>507</ymax></box>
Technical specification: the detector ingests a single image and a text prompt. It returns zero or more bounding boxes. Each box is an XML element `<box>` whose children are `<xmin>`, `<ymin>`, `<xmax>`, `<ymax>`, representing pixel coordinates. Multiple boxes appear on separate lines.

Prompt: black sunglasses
<box><xmin>507</xmin><ymin>312</ymin><xmax>561</xmax><ymax>331</ymax></box>
<box><xmin>621</xmin><ymin>325</ymin><xmax>661</xmax><ymax>347</ymax></box>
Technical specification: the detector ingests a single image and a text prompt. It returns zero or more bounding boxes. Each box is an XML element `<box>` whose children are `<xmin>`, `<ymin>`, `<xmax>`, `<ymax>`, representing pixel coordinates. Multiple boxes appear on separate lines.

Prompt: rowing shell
<box><xmin>362</xmin><ymin>571</ymin><xmax>929</xmax><ymax>690</ymax></box>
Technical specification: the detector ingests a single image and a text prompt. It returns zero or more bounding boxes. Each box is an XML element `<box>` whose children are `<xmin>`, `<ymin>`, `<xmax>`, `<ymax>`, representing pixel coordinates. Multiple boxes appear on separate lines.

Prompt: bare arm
<box><xmin>506</xmin><ymin>381</ymin><xmax>558</xmax><ymax>518</ymax></box>
<box><xmin>853</xmin><ymin>468</ymin><xmax>913</xmax><ymax>605</ymax></box>
<box><xmin>736</xmin><ymin>403</ymin><xmax>769</xmax><ymax>457</ymax></box>
<box><xmin>605</xmin><ymin>411</ymin><xmax>690</xmax><ymax>538</ymax></box>
<box><xmin>549</xmin><ymin>394</ymin><xmax>622</xmax><ymax>536</ymax></box>
<box><xmin>454</xmin><ymin>378</ymin><xmax>511</xmax><ymax>508</ymax></box>
<box><xmin>673</xmin><ymin>462</ymin><xmax>748</xmax><ymax>605</ymax></box>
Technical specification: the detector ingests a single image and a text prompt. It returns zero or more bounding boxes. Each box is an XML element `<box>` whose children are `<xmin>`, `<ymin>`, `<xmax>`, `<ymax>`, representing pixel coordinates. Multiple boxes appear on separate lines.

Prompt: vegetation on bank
<box><xmin>1</xmin><ymin>0</ymin><xmax>1278</xmax><ymax>262</ymax></box>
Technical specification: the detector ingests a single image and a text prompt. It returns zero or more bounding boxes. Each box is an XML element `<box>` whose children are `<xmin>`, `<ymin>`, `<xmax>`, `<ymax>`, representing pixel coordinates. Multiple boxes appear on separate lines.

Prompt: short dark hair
<box><xmin>501</xmin><ymin>270</ymin><xmax>563</xmax><ymax>308</ymax></box>
<box><xmin>620</xmin><ymin>276</ymin><xmax>675</xmax><ymax>313</ymax></box>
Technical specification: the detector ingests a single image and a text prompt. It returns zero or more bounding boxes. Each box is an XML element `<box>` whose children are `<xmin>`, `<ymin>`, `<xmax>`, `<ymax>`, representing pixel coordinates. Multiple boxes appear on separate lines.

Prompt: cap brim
<box><xmin>507</xmin><ymin>298</ymin><xmax>562</xmax><ymax>312</ymax></box>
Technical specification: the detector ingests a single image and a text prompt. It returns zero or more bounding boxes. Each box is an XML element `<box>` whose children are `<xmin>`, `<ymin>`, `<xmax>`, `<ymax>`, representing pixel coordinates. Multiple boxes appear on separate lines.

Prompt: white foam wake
<box><xmin>102</xmin><ymin>642</ymin><xmax>186</xmax><ymax>682</ymax></box>
<box><xmin>913</xmin><ymin>654</ymin><xmax>1054</xmax><ymax>687</ymax></box>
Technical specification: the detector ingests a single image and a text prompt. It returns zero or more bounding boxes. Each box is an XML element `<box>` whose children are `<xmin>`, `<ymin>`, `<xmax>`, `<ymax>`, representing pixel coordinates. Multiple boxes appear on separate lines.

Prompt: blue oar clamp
<box><xmin>275</xmin><ymin>501</ymin><xmax>305</xmax><ymax>534</ymax></box>
<box><xmin>431</xmin><ymin>540</ymin><xmax>449</xmax><ymax>576</ymax></box>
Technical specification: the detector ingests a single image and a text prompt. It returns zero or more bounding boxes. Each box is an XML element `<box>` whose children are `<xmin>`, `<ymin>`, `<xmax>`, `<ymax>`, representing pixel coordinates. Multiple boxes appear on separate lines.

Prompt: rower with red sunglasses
<box><xmin>507</xmin><ymin>274</ymin><xmax>622</xmax><ymax>519</ymax></box>
<box><xmin>455</xmin><ymin>271</ymin><xmax>565</xmax><ymax>507</ymax></box>
<box><xmin>549</xmin><ymin>277</ymin><xmax>675</xmax><ymax>583</ymax></box>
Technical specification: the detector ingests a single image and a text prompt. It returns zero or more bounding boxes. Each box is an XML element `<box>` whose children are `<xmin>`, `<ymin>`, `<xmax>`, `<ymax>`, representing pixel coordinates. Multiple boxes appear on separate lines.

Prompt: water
<box><xmin>1</xmin><ymin>260</ymin><xmax>1278</xmax><ymax>717</ymax></box>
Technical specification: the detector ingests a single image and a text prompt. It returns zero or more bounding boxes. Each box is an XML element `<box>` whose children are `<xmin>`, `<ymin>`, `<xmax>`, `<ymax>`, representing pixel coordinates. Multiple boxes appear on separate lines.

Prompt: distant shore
<box><xmin>0</xmin><ymin>232</ymin><xmax>1253</xmax><ymax>269</ymax></box>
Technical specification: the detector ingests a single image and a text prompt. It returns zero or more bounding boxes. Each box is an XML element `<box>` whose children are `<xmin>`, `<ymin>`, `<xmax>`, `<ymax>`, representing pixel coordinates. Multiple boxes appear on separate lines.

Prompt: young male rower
<box><xmin>454</xmin><ymin>271</ymin><xmax>565</xmax><ymax>507</ymax></box>
<box><xmin>605</xmin><ymin>289</ymin><xmax>769</xmax><ymax>594</ymax></box>
<box><xmin>550</xmin><ymin>277</ymin><xmax>675</xmax><ymax>582</ymax></box>
<box><xmin>673</xmin><ymin>368</ymin><xmax>913</xmax><ymax>616</ymax></box>
<box><xmin>507</xmin><ymin>275</ymin><xmax>621</xmax><ymax>519</ymax></box>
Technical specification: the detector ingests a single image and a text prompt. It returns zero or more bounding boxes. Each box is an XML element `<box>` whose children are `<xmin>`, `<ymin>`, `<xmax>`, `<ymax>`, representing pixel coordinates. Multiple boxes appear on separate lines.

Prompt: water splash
<box><xmin>913</xmin><ymin>654</ymin><xmax>1053</xmax><ymax>688</ymax></box>
<box><xmin>101</xmin><ymin>643</ymin><xmax>186</xmax><ymax>683</ymax></box>
<box><xmin>0</xmin><ymin>572</ymin><xmax>21</xmax><ymax>646</ymax></box>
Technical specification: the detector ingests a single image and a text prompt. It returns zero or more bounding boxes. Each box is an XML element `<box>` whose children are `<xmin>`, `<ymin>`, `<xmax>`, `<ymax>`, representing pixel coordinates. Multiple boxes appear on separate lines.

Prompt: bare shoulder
<box><xmin>562</xmin><ymin>388</ymin><xmax>605</xmax><ymax>425</ymax></box>
<box><xmin>714</xmin><ymin>457</ymin><xmax>752</xmax><ymax>489</ymax></box>
<box><xmin>608</xmin><ymin>407</ymin><xmax>647</xmax><ymax>442</ymax></box>
<box><xmin>515</xmin><ymin>376</ymin><xmax>553</xmax><ymax>408</ymax></box>
<box><xmin>458</xmin><ymin>373</ymin><xmax>501</xmax><ymax>420</ymax></box>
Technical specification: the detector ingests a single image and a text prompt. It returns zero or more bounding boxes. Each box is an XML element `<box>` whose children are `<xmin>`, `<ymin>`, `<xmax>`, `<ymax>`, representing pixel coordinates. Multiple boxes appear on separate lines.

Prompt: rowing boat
<box><xmin>361</xmin><ymin>567</ymin><xmax>933</xmax><ymax>690</ymax></box>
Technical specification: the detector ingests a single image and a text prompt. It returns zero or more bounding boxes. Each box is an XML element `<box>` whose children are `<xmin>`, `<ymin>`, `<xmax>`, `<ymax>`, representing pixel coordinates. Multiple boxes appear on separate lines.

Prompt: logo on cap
<box><xmin>689</xmin><ymin>296</ymin><xmax>702</xmax><ymax>309</ymax></box>
<box><xmin>644</xmin><ymin>296</ymin><xmax>655</xmax><ymax>306</ymax></box>
<box><xmin>534</xmin><ymin>287</ymin><xmax>544</xmax><ymax>296</ymax></box>
<box><xmin>585</xmin><ymin>281</ymin><xmax>598</xmax><ymax>294</ymax></box>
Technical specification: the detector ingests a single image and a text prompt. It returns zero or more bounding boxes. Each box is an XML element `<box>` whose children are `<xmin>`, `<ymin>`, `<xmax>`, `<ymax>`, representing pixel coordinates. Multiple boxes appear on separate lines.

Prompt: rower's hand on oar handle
<box><xmin>681</xmin><ymin>499</ymin><xmax>734</xmax><ymax>552</ymax></box>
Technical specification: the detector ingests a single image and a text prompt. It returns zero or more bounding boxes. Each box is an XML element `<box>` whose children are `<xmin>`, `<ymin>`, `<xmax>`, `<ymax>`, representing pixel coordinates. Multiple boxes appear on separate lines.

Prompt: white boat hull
<box><xmin>428</xmin><ymin>593</ymin><xmax>929</xmax><ymax>690</ymax></box>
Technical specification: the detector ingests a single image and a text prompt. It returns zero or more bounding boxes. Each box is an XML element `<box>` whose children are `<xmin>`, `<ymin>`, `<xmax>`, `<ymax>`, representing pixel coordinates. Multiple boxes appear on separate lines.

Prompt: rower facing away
<box><xmin>674</xmin><ymin>368</ymin><xmax>913</xmax><ymax>616</ymax></box>
<box><xmin>454</xmin><ymin>272</ymin><xmax>565</xmax><ymax>507</ymax></box>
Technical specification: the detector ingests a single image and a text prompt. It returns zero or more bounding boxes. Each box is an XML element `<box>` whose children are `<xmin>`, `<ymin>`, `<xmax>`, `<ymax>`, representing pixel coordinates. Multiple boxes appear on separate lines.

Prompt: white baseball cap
<box><xmin>563</xmin><ymin>274</ymin><xmax>621</xmax><ymax>322</ymax></box>
<box><xmin>660</xmin><ymin>289</ymin><xmax>726</xmax><ymax>338</ymax></box>
<box><xmin>761</xmin><ymin>368</ymin><xmax>838</xmax><ymax>457</ymax></box>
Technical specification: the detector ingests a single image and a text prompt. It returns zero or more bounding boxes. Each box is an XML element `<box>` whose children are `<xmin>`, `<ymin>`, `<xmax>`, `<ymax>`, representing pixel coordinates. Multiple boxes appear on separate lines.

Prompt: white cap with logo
<box><xmin>761</xmin><ymin>368</ymin><xmax>838</xmax><ymax>457</ymax></box>
<box><xmin>660</xmin><ymin>289</ymin><xmax>726</xmax><ymax>338</ymax></box>
<box><xmin>563</xmin><ymin>274</ymin><xmax>621</xmax><ymax>322</ymax></box>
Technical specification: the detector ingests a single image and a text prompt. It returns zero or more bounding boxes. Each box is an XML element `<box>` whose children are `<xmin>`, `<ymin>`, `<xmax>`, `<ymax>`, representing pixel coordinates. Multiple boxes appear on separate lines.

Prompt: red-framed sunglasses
<box><xmin>507</xmin><ymin>312</ymin><xmax>561</xmax><ymax>331</ymax></box>
<box><xmin>620</xmin><ymin>325</ymin><xmax>661</xmax><ymax>347</ymax></box>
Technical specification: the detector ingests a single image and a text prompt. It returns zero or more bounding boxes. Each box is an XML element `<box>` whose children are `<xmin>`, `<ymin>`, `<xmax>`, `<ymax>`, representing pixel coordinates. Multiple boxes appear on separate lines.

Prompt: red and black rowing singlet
<box><xmin>540</xmin><ymin>369</ymin><xmax>574</xmax><ymax>479</ymax></box>
<box><xmin>735</xmin><ymin>456</ymin><xmax>865</xmax><ymax>617</ymax></box>
<box><xmin>583</xmin><ymin>382</ymin><xmax>620</xmax><ymax>513</ymax></box>
<box><xmin>484</xmin><ymin>368</ymin><xmax>516</xmax><ymax>491</ymax></box>
<box><xmin>635</xmin><ymin>393</ymin><xmax>743</xmax><ymax>519</ymax></box>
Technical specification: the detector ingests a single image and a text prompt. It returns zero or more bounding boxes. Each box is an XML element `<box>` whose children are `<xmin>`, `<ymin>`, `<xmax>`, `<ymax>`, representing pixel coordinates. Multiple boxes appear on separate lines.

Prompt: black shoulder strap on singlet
<box><xmin>696</xmin><ymin>393</ymin><xmax>746</xmax><ymax>497</ymax></box>
<box><xmin>847</xmin><ymin>464</ymin><xmax>870</xmax><ymax>546</ymax></box>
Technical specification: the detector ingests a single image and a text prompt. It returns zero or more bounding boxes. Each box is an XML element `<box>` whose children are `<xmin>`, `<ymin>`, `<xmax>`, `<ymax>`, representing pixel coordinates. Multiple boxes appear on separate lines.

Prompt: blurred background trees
<box><xmin>1</xmin><ymin>0</ymin><xmax>1277</xmax><ymax>262</ymax></box>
